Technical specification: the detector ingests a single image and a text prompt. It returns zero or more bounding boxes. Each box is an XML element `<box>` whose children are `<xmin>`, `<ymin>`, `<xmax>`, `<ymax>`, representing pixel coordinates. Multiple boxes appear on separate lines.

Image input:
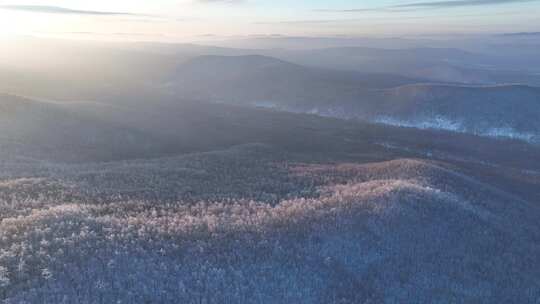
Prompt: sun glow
<box><xmin>0</xmin><ymin>10</ymin><xmax>84</xmax><ymax>37</ymax></box>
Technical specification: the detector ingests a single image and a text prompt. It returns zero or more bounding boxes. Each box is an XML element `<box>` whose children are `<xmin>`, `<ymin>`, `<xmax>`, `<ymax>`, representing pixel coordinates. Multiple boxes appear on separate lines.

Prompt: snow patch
<box><xmin>374</xmin><ymin>116</ymin><xmax>538</xmax><ymax>144</ymax></box>
<box><xmin>374</xmin><ymin>116</ymin><xmax>464</xmax><ymax>132</ymax></box>
<box><xmin>483</xmin><ymin>127</ymin><xmax>536</xmax><ymax>142</ymax></box>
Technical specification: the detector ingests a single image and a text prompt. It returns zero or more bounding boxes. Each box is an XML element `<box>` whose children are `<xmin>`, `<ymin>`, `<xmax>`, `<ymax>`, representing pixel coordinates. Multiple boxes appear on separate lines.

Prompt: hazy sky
<box><xmin>0</xmin><ymin>0</ymin><xmax>539</xmax><ymax>40</ymax></box>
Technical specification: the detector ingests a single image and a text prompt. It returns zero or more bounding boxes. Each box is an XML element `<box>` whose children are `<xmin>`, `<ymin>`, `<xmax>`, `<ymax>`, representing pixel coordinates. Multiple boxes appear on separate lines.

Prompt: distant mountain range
<box><xmin>170</xmin><ymin>54</ymin><xmax>418</xmax><ymax>107</ymax></box>
<box><xmin>2</xmin><ymin>39</ymin><xmax>539</xmax><ymax>100</ymax></box>
<box><xmin>272</xmin><ymin>46</ymin><xmax>540</xmax><ymax>84</ymax></box>
<box><xmin>169</xmin><ymin>55</ymin><xmax>540</xmax><ymax>143</ymax></box>
<box><xmin>501</xmin><ymin>32</ymin><xmax>540</xmax><ymax>37</ymax></box>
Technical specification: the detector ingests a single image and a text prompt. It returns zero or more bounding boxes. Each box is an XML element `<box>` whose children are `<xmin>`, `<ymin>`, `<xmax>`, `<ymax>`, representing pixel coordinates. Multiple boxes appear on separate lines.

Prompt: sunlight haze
<box><xmin>1</xmin><ymin>0</ymin><xmax>539</xmax><ymax>40</ymax></box>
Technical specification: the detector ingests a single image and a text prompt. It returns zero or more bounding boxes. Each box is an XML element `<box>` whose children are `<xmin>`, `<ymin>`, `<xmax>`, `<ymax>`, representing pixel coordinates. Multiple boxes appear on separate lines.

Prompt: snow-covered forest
<box><xmin>0</xmin><ymin>144</ymin><xmax>539</xmax><ymax>303</ymax></box>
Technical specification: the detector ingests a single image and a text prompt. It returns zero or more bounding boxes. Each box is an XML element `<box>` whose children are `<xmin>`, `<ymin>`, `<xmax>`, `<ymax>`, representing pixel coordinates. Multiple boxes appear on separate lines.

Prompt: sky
<box><xmin>0</xmin><ymin>0</ymin><xmax>539</xmax><ymax>41</ymax></box>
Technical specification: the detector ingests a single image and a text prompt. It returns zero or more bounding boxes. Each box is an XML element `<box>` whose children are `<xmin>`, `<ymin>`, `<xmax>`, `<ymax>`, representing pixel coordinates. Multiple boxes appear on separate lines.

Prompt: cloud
<box><xmin>195</xmin><ymin>0</ymin><xmax>244</xmax><ymax>3</ymax></box>
<box><xmin>36</xmin><ymin>31</ymin><xmax>166</xmax><ymax>37</ymax></box>
<box><xmin>255</xmin><ymin>16</ymin><xmax>432</xmax><ymax>25</ymax></box>
<box><xmin>317</xmin><ymin>0</ymin><xmax>539</xmax><ymax>12</ymax></box>
<box><xmin>0</xmin><ymin>5</ymin><xmax>145</xmax><ymax>16</ymax></box>
<box><xmin>314</xmin><ymin>8</ymin><xmax>385</xmax><ymax>13</ymax></box>
<box><xmin>393</xmin><ymin>0</ymin><xmax>538</xmax><ymax>9</ymax></box>
<box><xmin>255</xmin><ymin>19</ymin><xmax>349</xmax><ymax>25</ymax></box>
